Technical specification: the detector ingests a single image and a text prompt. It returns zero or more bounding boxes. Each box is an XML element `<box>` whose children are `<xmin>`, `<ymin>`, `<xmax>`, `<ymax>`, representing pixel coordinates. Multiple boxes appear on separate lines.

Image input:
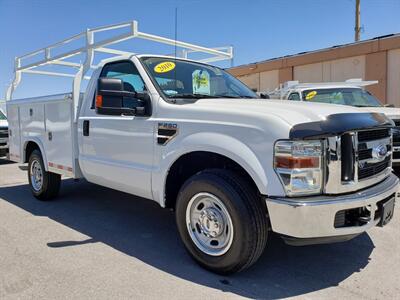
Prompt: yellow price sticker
<box><xmin>154</xmin><ymin>61</ymin><xmax>176</xmax><ymax>73</ymax></box>
<box><xmin>305</xmin><ymin>90</ymin><xmax>317</xmax><ymax>100</ymax></box>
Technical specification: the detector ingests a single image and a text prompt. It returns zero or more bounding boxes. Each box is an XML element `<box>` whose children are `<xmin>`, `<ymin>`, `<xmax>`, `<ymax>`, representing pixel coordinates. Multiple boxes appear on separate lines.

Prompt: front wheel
<box><xmin>28</xmin><ymin>150</ymin><xmax>61</xmax><ymax>200</ymax></box>
<box><xmin>175</xmin><ymin>169</ymin><xmax>268</xmax><ymax>274</ymax></box>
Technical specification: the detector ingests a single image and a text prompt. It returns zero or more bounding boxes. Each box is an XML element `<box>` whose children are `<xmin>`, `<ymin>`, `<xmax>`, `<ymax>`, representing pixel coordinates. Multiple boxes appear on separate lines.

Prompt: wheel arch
<box><xmin>156</xmin><ymin>133</ymin><xmax>268</xmax><ymax>209</ymax></box>
<box><xmin>23</xmin><ymin>139</ymin><xmax>48</xmax><ymax>171</ymax></box>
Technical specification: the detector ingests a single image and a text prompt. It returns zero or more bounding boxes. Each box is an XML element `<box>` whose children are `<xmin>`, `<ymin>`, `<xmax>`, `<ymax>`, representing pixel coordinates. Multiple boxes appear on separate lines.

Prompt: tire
<box><xmin>175</xmin><ymin>169</ymin><xmax>268</xmax><ymax>274</ymax></box>
<box><xmin>28</xmin><ymin>149</ymin><xmax>61</xmax><ymax>200</ymax></box>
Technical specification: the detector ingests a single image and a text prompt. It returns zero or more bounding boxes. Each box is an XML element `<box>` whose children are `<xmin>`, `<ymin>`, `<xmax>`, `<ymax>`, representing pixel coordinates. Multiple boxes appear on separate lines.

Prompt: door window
<box><xmin>288</xmin><ymin>93</ymin><xmax>300</xmax><ymax>101</ymax></box>
<box><xmin>101</xmin><ymin>61</ymin><xmax>145</xmax><ymax>92</ymax></box>
<box><xmin>99</xmin><ymin>61</ymin><xmax>146</xmax><ymax>109</ymax></box>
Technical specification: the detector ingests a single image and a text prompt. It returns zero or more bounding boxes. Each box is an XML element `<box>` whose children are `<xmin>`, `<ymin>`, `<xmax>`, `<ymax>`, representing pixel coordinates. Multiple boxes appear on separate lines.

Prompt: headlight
<box><xmin>274</xmin><ymin>140</ymin><xmax>323</xmax><ymax>196</ymax></box>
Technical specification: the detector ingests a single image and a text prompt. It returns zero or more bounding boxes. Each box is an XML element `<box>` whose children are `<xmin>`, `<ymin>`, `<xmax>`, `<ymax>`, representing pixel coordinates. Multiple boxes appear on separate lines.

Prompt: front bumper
<box><xmin>266</xmin><ymin>173</ymin><xmax>398</xmax><ymax>241</ymax></box>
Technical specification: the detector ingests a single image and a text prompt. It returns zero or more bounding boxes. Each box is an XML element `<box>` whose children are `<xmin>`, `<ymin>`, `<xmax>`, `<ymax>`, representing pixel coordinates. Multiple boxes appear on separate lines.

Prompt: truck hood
<box><xmin>355</xmin><ymin>106</ymin><xmax>400</xmax><ymax>119</ymax></box>
<box><xmin>193</xmin><ymin>98</ymin><xmax>371</xmax><ymax>127</ymax></box>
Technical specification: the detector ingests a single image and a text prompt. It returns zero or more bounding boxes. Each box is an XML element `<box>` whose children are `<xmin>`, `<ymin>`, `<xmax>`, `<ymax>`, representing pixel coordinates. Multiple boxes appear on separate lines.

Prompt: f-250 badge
<box><xmin>157</xmin><ymin>123</ymin><xmax>178</xmax><ymax>145</ymax></box>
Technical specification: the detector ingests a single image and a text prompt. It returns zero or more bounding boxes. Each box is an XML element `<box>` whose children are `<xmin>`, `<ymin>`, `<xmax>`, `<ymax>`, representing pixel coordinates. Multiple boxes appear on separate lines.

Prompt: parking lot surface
<box><xmin>0</xmin><ymin>159</ymin><xmax>399</xmax><ymax>299</ymax></box>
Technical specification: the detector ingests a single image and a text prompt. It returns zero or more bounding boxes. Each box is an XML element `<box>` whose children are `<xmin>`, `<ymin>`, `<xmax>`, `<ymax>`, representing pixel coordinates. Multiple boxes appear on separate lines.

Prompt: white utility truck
<box><xmin>5</xmin><ymin>21</ymin><xmax>398</xmax><ymax>274</ymax></box>
<box><xmin>267</xmin><ymin>79</ymin><xmax>400</xmax><ymax>166</ymax></box>
<box><xmin>0</xmin><ymin>108</ymin><xmax>8</xmax><ymax>157</ymax></box>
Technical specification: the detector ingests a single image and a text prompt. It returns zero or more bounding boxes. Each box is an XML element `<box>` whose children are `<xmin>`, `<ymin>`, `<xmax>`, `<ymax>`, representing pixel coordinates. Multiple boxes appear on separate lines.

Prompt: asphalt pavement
<box><xmin>0</xmin><ymin>158</ymin><xmax>399</xmax><ymax>299</ymax></box>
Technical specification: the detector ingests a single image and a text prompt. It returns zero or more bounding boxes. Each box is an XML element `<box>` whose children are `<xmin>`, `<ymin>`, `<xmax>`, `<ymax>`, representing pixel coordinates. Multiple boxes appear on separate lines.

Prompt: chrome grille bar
<box><xmin>352</xmin><ymin>132</ymin><xmax>358</xmax><ymax>185</ymax></box>
<box><xmin>325</xmin><ymin>128</ymin><xmax>392</xmax><ymax>194</ymax></box>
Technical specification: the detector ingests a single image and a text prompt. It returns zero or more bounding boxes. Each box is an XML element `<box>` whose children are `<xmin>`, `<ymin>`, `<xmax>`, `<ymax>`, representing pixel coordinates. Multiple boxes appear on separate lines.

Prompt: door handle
<box><xmin>83</xmin><ymin>120</ymin><xmax>90</xmax><ymax>136</ymax></box>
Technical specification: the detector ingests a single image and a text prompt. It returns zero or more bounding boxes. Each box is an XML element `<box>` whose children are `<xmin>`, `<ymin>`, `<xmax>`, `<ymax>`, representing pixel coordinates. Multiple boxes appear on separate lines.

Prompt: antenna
<box><xmin>174</xmin><ymin>7</ymin><xmax>178</xmax><ymax>95</ymax></box>
<box><xmin>175</xmin><ymin>7</ymin><xmax>178</xmax><ymax>58</ymax></box>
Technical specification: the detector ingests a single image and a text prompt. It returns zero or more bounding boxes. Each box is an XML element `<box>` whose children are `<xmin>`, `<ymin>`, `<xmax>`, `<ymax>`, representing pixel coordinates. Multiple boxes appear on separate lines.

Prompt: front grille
<box><xmin>393</xmin><ymin>138</ymin><xmax>400</xmax><ymax>147</ymax></box>
<box><xmin>358</xmin><ymin>145</ymin><xmax>391</xmax><ymax>161</ymax></box>
<box><xmin>358</xmin><ymin>149</ymin><xmax>372</xmax><ymax>161</ymax></box>
<box><xmin>358</xmin><ymin>156</ymin><xmax>391</xmax><ymax>180</ymax></box>
<box><xmin>392</xmin><ymin>119</ymin><xmax>400</xmax><ymax>146</ymax></box>
<box><xmin>356</xmin><ymin>128</ymin><xmax>391</xmax><ymax>181</ymax></box>
<box><xmin>357</xmin><ymin>128</ymin><xmax>390</xmax><ymax>142</ymax></box>
<box><xmin>0</xmin><ymin>129</ymin><xmax>8</xmax><ymax>139</ymax></box>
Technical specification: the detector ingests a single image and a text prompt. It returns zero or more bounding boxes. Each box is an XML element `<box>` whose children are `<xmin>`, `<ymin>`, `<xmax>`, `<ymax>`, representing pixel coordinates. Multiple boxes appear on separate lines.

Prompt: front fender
<box><xmin>153</xmin><ymin>132</ymin><xmax>268</xmax><ymax>206</ymax></box>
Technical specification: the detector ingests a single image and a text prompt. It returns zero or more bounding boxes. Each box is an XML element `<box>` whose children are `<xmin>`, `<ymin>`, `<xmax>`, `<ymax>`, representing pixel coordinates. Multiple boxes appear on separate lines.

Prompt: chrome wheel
<box><xmin>186</xmin><ymin>192</ymin><xmax>234</xmax><ymax>256</ymax></box>
<box><xmin>30</xmin><ymin>159</ymin><xmax>43</xmax><ymax>192</ymax></box>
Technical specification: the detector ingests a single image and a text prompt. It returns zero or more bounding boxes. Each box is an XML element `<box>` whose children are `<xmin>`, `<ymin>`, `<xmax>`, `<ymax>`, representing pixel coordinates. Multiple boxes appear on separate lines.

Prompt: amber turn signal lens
<box><xmin>96</xmin><ymin>95</ymin><xmax>103</xmax><ymax>108</ymax></box>
<box><xmin>275</xmin><ymin>156</ymin><xmax>319</xmax><ymax>169</ymax></box>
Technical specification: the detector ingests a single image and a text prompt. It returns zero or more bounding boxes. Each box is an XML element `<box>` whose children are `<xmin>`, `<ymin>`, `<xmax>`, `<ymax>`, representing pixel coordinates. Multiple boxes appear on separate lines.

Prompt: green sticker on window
<box><xmin>192</xmin><ymin>70</ymin><xmax>210</xmax><ymax>95</ymax></box>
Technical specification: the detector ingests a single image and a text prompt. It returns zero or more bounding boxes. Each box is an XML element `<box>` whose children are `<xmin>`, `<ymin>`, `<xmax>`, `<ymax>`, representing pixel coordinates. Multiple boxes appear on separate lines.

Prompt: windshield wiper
<box><xmin>168</xmin><ymin>93</ymin><xmax>257</xmax><ymax>100</ymax></box>
<box><xmin>168</xmin><ymin>93</ymin><xmax>218</xmax><ymax>99</ymax></box>
<box><xmin>215</xmin><ymin>95</ymin><xmax>241</xmax><ymax>98</ymax></box>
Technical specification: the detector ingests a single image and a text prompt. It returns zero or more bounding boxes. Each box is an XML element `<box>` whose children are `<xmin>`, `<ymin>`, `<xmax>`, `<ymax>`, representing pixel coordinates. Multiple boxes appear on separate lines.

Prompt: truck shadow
<box><xmin>0</xmin><ymin>179</ymin><xmax>374</xmax><ymax>299</ymax></box>
<box><xmin>0</xmin><ymin>158</ymin><xmax>15</xmax><ymax>165</ymax></box>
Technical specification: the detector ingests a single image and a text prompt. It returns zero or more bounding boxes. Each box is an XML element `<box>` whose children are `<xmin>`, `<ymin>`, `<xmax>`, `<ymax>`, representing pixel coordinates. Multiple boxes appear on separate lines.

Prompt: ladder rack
<box><xmin>6</xmin><ymin>20</ymin><xmax>233</xmax><ymax>101</ymax></box>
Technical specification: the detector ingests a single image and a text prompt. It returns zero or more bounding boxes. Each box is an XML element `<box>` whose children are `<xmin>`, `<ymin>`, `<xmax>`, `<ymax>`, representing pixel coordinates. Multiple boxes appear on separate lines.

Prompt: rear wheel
<box><xmin>175</xmin><ymin>169</ymin><xmax>268</xmax><ymax>274</ymax></box>
<box><xmin>28</xmin><ymin>150</ymin><xmax>61</xmax><ymax>200</ymax></box>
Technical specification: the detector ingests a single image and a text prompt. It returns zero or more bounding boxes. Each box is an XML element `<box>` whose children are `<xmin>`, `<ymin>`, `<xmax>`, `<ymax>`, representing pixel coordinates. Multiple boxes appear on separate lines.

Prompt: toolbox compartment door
<box><xmin>6</xmin><ymin>104</ymin><xmax>21</xmax><ymax>162</ymax></box>
<box><xmin>45</xmin><ymin>98</ymin><xmax>74</xmax><ymax>176</ymax></box>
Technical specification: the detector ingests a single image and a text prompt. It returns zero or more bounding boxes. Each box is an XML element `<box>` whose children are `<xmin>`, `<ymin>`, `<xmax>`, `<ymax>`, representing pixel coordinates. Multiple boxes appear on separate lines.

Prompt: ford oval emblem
<box><xmin>371</xmin><ymin>144</ymin><xmax>387</xmax><ymax>161</ymax></box>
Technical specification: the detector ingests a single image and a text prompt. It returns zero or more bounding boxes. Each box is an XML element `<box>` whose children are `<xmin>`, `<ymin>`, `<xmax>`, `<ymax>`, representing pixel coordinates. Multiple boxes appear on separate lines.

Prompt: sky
<box><xmin>0</xmin><ymin>0</ymin><xmax>399</xmax><ymax>100</ymax></box>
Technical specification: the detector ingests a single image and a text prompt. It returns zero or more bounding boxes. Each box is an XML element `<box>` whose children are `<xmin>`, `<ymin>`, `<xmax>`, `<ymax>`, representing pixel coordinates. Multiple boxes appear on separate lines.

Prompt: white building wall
<box><xmin>259</xmin><ymin>70</ymin><xmax>279</xmax><ymax>92</ymax></box>
<box><xmin>237</xmin><ymin>73</ymin><xmax>259</xmax><ymax>91</ymax></box>
<box><xmin>293</xmin><ymin>62</ymin><xmax>323</xmax><ymax>83</ymax></box>
<box><xmin>329</xmin><ymin>56</ymin><xmax>365</xmax><ymax>81</ymax></box>
<box><xmin>293</xmin><ymin>55</ymin><xmax>365</xmax><ymax>83</ymax></box>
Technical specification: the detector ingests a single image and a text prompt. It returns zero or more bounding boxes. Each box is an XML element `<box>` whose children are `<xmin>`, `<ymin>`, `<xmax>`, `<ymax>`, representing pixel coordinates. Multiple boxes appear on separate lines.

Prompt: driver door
<box><xmin>80</xmin><ymin>60</ymin><xmax>154</xmax><ymax>199</ymax></box>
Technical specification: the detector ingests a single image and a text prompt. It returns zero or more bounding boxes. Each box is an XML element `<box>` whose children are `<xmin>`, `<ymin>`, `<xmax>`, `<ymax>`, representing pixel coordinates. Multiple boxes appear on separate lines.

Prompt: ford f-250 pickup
<box><xmin>5</xmin><ymin>21</ymin><xmax>398</xmax><ymax>274</ymax></box>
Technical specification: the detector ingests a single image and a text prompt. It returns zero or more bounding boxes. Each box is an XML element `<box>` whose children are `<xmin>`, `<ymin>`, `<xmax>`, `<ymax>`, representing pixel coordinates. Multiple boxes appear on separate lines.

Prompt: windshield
<box><xmin>141</xmin><ymin>57</ymin><xmax>257</xmax><ymax>100</ymax></box>
<box><xmin>301</xmin><ymin>88</ymin><xmax>382</xmax><ymax>107</ymax></box>
<box><xmin>0</xmin><ymin>110</ymin><xmax>6</xmax><ymax>120</ymax></box>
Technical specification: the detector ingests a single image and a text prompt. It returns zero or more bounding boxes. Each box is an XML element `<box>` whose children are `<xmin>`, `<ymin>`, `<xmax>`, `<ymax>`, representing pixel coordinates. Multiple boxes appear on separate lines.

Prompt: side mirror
<box><xmin>96</xmin><ymin>78</ymin><xmax>148</xmax><ymax>116</ymax></box>
<box><xmin>257</xmin><ymin>92</ymin><xmax>269</xmax><ymax>99</ymax></box>
<box><xmin>384</xmin><ymin>103</ymin><xmax>395</xmax><ymax>108</ymax></box>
